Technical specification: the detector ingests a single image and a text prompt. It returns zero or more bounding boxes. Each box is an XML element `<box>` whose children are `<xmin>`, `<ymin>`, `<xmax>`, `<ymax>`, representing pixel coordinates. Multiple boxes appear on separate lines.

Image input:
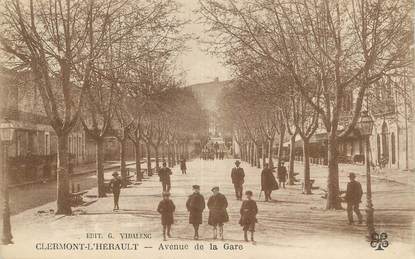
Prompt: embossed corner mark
<box><xmin>370</xmin><ymin>232</ymin><xmax>389</xmax><ymax>251</ymax></box>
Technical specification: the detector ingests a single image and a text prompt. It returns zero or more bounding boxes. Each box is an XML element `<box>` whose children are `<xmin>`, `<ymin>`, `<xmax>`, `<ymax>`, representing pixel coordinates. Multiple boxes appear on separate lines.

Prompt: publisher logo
<box><xmin>370</xmin><ymin>232</ymin><xmax>389</xmax><ymax>251</ymax></box>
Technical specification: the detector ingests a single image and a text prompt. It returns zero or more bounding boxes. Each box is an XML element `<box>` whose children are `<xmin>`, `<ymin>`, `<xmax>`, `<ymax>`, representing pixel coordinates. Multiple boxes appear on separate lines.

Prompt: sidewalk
<box><xmin>293</xmin><ymin>161</ymin><xmax>415</xmax><ymax>187</ymax></box>
<box><xmin>10</xmin><ymin>161</ymin><xmax>139</xmax><ymax>189</ymax></box>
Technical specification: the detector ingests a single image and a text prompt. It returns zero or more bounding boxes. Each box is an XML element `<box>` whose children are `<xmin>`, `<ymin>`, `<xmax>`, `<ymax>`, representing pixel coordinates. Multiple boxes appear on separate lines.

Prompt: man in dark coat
<box><xmin>207</xmin><ymin>186</ymin><xmax>229</xmax><ymax>240</ymax></box>
<box><xmin>157</xmin><ymin>191</ymin><xmax>175</xmax><ymax>241</ymax></box>
<box><xmin>277</xmin><ymin>161</ymin><xmax>288</xmax><ymax>188</ymax></box>
<box><xmin>261</xmin><ymin>163</ymin><xmax>278</xmax><ymax>201</ymax></box>
<box><xmin>239</xmin><ymin>190</ymin><xmax>258</xmax><ymax>242</ymax></box>
<box><xmin>109</xmin><ymin>172</ymin><xmax>122</xmax><ymax>211</ymax></box>
<box><xmin>180</xmin><ymin>158</ymin><xmax>187</xmax><ymax>175</ymax></box>
<box><xmin>345</xmin><ymin>173</ymin><xmax>363</xmax><ymax>225</ymax></box>
<box><xmin>186</xmin><ymin>185</ymin><xmax>205</xmax><ymax>240</ymax></box>
<box><xmin>158</xmin><ymin>161</ymin><xmax>172</xmax><ymax>192</ymax></box>
<box><xmin>231</xmin><ymin>160</ymin><xmax>245</xmax><ymax>200</ymax></box>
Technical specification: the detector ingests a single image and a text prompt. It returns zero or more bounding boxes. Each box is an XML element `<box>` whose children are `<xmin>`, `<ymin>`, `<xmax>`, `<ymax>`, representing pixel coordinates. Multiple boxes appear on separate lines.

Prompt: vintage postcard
<box><xmin>0</xmin><ymin>0</ymin><xmax>414</xmax><ymax>258</ymax></box>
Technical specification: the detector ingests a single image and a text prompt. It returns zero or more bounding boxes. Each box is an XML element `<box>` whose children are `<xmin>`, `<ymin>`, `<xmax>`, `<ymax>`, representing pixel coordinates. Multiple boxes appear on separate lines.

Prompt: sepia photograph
<box><xmin>0</xmin><ymin>0</ymin><xmax>414</xmax><ymax>258</ymax></box>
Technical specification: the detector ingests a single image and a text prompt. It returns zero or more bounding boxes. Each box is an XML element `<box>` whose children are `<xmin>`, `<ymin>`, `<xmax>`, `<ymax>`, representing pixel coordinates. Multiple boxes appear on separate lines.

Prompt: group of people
<box><xmin>260</xmin><ymin>162</ymin><xmax>288</xmax><ymax>201</ymax></box>
<box><xmin>201</xmin><ymin>142</ymin><xmax>227</xmax><ymax>160</ymax></box>
<box><xmin>157</xmin><ymin>185</ymin><xmax>257</xmax><ymax>242</ymax></box>
<box><xmin>156</xmin><ymin>160</ymin><xmax>258</xmax><ymax>242</ymax></box>
<box><xmin>107</xmin><ymin>158</ymin><xmax>365</xmax><ymax>243</ymax></box>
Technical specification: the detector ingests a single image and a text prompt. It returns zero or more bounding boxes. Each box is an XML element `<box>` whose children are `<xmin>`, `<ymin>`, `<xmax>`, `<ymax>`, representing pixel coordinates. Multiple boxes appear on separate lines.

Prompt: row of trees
<box><xmin>0</xmin><ymin>0</ymin><xmax>208</xmax><ymax>214</ymax></box>
<box><xmin>200</xmin><ymin>0</ymin><xmax>413</xmax><ymax>208</ymax></box>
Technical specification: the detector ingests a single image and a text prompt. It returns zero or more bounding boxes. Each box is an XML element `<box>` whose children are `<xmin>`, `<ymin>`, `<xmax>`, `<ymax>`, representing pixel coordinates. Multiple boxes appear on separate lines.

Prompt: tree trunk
<box><xmin>256</xmin><ymin>143</ymin><xmax>261</xmax><ymax>168</ymax></box>
<box><xmin>262</xmin><ymin>141</ymin><xmax>266</xmax><ymax>168</ymax></box>
<box><xmin>119</xmin><ymin>138</ymin><xmax>127</xmax><ymax>187</ymax></box>
<box><xmin>277</xmin><ymin>129</ymin><xmax>286</xmax><ymax>166</ymax></box>
<box><xmin>134</xmin><ymin>142</ymin><xmax>142</xmax><ymax>181</ymax></box>
<box><xmin>268</xmin><ymin>138</ymin><xmax>274</xmax><ymax>168</ymax></box>
<box><xmin>326</xmin><ymin>133</ymin><xmax>342</xmax><ymax>209</ymax></box>
<box><xmin>146</xmin><ymin>143</ymin><xmax>152</xmax><ymax>176</ymax></box>
<box><xmin>288</xmin><ymin>134</ymin><xmax>296</xmax><ymax>185</ymax></box>
<box><xmin>249</xmin><ymin>142</ymin><xmax>254</xmax><ymax>166</ymax></box>
<box><xmin>174</xmin><ymin>142</ymin><xmax>178</xmax><ymax>165</ymax></box>
<box><xmin>96</xmin><ymin>138</ymin><xmax>106</xmax><ymax>197</ymax></box>
<box><xmin>167</xmin><ymin>144</ymin><xmax>172</xmax><ymax>167</ymax></box>
<box><xmin>303</xmin><ymin>138</ymin><xmax>311</xmax><ymax>194</ymax></box>
<box><xmin>155</xmin><ymin>145</ymin><xmax>160</xmax><ymax>169</ymax></box>
<box><xmin>171</xmin><ymin>142</ymin><xmax>177</xmax><ymax>167</ymax></box>
<box><xmin>161</xmin><ymin>144</ymin><xmax>166</xmax><ymax>162</ymax></box>
<box><xmin>56</xmin><ymin>133</ymin><xmax>72</xmax><ymax>215</ymax></box>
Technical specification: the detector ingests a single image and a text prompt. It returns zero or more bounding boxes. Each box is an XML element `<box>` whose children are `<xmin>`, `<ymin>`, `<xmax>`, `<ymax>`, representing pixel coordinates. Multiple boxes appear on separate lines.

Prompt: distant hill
<box><xmin>187</xmin><ymin>78</ymin><xmax>233</xmax><ymax>112</ymax></box>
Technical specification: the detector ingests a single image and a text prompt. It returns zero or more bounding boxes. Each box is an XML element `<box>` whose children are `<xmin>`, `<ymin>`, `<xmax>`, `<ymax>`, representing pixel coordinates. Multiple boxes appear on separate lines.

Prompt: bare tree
<box><xmin>199</xmin><ymin>0</ymin><xmax>412</xmax><ymax>209</ymax></box>
<box><xmin>0</xmin><ymin>0</ymin><xmax>132</xmax><ymax>214</ymax></box>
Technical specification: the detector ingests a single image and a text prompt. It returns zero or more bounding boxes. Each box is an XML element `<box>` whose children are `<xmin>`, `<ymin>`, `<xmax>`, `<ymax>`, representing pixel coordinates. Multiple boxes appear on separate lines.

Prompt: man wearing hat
<box><xmin>109</xmin><ymin>172</ymin><xmax>122</xmax><ymax>211</ymax></box>
<box><xmin>186</xmin><ymin>185</ymin><xmax>206</xmax><ymax>240</ymax></box>
<box><xmin>231</xmin><ymin>160</ymin><xmax>245</xmax><ymax>200</ymax></box>
<box><xmin>158</xmin><ymin>161</ymin><xmax>172</xmax><ymax>192</ymax></box>
<box><xmin>345</xmin><ymin>173</ymin><xmax>363</xmax><ymax>224</ymax></box>
<box><xmin>261</xmin><ymin>163</ymin><xmax>279</xmax><ymax>201</ymax></box>
<box><xmin>277</xmin><ymin>161</ymin><xmax>288</xmax><ymax>188</ymax></box>
<box><xmin>207</xmin><ymin>186</ymin><xmax>229</xmax><ymax>240</ymax></box>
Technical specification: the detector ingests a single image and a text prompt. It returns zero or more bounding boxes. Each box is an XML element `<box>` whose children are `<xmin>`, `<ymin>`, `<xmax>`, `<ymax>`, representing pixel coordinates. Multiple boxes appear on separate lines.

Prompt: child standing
<box><xmin>239</xmin><ymin>190</ymin><xmax>258</xmax><ymax>243</ymax></box>
<box><xmin>109</xmin><ymin>172</ymin><xmax>122</xmax><ymax>211</ymax></box>
<box><xmin>157</xmin><ymin>192</ymin><xmax>175</xmax><ymax>241</ymax></box>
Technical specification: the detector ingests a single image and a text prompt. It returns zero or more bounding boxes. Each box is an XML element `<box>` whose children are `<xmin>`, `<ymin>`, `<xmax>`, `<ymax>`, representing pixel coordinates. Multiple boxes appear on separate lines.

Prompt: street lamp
<box><xmin>358</xmin><ymin>111</ymin><xmax>375</xmax><ymax>239</ymax></box>
<box><xmin>0</xmin><ymin>120</ymin><xmax>14</xmax><ymax>245</ymax></box>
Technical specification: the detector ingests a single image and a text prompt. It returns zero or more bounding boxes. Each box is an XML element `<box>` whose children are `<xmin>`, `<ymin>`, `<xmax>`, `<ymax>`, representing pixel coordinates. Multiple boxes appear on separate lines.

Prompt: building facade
<box><xmin>0</xmin><ymin>68</ymin><xmax>94</xmax><ymax>184</ymax></box>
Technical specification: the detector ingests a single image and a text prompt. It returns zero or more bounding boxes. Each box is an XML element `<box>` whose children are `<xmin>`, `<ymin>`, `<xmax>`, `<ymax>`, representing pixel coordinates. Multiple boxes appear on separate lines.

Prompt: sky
<box><xmin>175</xmin><ymin>0</ymin><xmax>231</xmax><ymax>85</ymax></box>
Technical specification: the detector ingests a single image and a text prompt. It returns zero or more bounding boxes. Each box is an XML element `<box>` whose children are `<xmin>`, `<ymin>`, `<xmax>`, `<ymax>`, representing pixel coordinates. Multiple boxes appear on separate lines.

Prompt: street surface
<box><xmin>2</xmin><ymin>159</ymin><xmax>414</xmax><ymax>259</ymax></box>
<box><xmin>9</xmin><ymin>161</ymin><xmax>147</xmax><ymax>215</ymax></box>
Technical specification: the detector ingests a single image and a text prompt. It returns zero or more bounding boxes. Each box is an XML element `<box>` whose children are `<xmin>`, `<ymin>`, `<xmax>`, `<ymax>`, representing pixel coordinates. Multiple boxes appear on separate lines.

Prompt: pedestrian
<box><xmin>180</xmin><ymin>158</ymin><xmax>187</xmax><ymax>175</ymax></box>
<box><xmin>345</xmin><ymin>173</ymin><xmax>363</xmax><ymax>225</ymax></box>
<box><xmin>214</xmin><ymin>142</ymin><xmax>219</xmax><ymax>159</ymax></box>
<box><xmin>158</xmin><ymin>161</ymin><xmax>172</xmax><ymax>192</ymax></box>
<box><xmin>239</xmin><ymin>190</ymin><xmax>258</xmax><ymax>242</ymax></box>
<box><xmin>157</xmin><ymin>191</ymin><xmax>176</xmax><ymax>241</ymax></box>
<box><xmin>277</xmin><ymin>161</ymin><xmax>288</xmax><ymax>188</ymax></box>
<box><xmin>231</xmin><ymin>160</ymin><xmax>245</xmax><ymax>200</ymax></box>
<box><xmin>261</xmin><ymin>163</ymin><xmax>279</xmax><ymax>201</ymax></box>
<box><xmin>186</xmin><ymin>185</ymin><xmax>206</xmax><ymax>240</ymax></box>
<box><xmin>109</xmin><ymin>172</ymin><xmax>122</xmax><ymax>211</ymax></box>
<box><xmin>207</xmin><ymin>186</ymin><xmax>229</xmax><ymax>240</ymax></box>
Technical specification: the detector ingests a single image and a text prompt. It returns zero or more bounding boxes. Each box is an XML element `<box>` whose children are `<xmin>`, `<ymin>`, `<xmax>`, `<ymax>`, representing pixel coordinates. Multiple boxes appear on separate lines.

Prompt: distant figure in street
<box><xmin>239</xmin><ymin>191</ymin><xmax>258</xmax><ymax>242</ymax></box>
<box><xmin>186</xmin><ymin>185</ymin><xmax>206</xmax><ymax>240</ymax></box>
<box><xmin>231</xmin><ymin>160</ymin><xmax>245</xmax><ymax>200</ymax></box>
<box><xmin>277</xmin><ymin>161</ymin><xmax>288</xmax><ymax>188</ymax></box>
<box><xmin>214</xmin><ymin>142</ymin><xmax>219</xmax><ymax>159</ymax></box>
<box><xmin>208</xmin><ymin>187</ymin><xmax>229</xmax><ymax>240</ymax></box>
<box><xmin>261</xmin><ymin>163</ymin><xmax>279</xmax><ymax>201</ymax></box>
<box><xmin>157</xmin><ymin>191</ymin><xmax>175</xmax><ymax>241</ymax></box>
<box><xmin>180</xmin><ymin>158</ymin><xmax>187</xmax><ymax>175</ymax></box>
<box><xmin>345</xmin><ymin>173</ymin><xmax>363</xmax><ymax>225</ymax></box>
<box><xmin>158</xmin><ymin>161</ymin><xmax>172</xmax><ymax>192</ymax></box>
<box><xmin>220</xmin><ymin>148</ymin><xmax>225</xmax><ymax>160</ymax></box>
<box><xmin>109</xmin><ymin>172</ymin><xmax>122</xmax><ymax>211</ymax></box>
